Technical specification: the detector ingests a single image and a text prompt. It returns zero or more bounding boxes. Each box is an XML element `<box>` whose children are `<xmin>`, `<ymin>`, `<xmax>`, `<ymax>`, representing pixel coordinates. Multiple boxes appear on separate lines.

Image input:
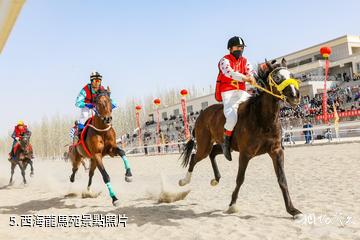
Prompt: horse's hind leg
<box><xmin>81</xmin><ymin>160</ymin><xmax>89</xmax><ymax>172</ymax></box>
<box><xmin>209</xmin><ymin>144</ymin><xmax>222</xmax><ymax>186</ymax></box>
<box><xmin>70</xmin><ymin>153</ymin><xmax>82</xmax><ymax>183</ymax></box>
<box><xmin>179</xmin><ymin>138</ymin><xmax>213</xmax><ymax>186</ymax></box>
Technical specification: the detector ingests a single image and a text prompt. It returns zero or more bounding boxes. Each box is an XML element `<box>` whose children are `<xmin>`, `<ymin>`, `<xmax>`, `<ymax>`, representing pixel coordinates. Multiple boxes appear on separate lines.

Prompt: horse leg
<box><xmin>82</xmin><ymin>160</ymin><xmax>89</xmax><ymax>172</ymax></box>
<box><xmin>179</xmin><ymin>138</ymin><xmax>213</xmax><ymax>186</ymax></box>
<box><xmin>29</xmin><ymin>159</ymin><xmax>34</xmax><ymax>177</ymax></box>
<box><xmin>70</xmin><ymin>155</ymin><xmax>82</xmax><ymax>183</ymax></box>
<box><xmin>269</xmin><ymin>149</ymin><xmax>302</xmax><ymax>218</ymax></box>
<box><xmin>19</xmin><ymin>162</ymin><xmax>27</xmax><ymax>185</ymax></box>
<box><xmin>95</xmin><ymin>154</ymin><xmax>119</xmax><ymax>206</ymax></box>
<box><xmin>209</xmin><ymin>144</ymin><xmax>222</xmax><ymax>186</ymax></box>
<box><xmin>227</xmin><ymin>154</ymin><xmax>250</xmax><ymax>214</ymax></box>
<box><xmin>113</xmin><ymin>147</ymin><xmax>132</xmax><ymax>182</ymax></box>
<box><xmin>9</xmin><ymin>162</ymin><xmax>16</xmax><ymax>185</ymax></box>
<box><xmin>87</xmin><ymin>159</ymin><xmax>97</xmax><ymax>191</ymax></box>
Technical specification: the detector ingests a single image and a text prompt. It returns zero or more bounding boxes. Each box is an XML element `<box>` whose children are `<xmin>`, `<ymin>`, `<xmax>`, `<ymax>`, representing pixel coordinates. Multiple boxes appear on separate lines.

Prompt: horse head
<box><xmin>257</xmin><ymin>58</ymin><xmax>301</xmax><ymax>107</ymax></box>
<box><xmin>19</xmin><ymin>132</ymin><xmax>31</xmax><ymax>149</ymax></box>
<box><xmin>94</xmin><ymin>88</ymin><xmax>113</xmax><ymax>125</ymax></box>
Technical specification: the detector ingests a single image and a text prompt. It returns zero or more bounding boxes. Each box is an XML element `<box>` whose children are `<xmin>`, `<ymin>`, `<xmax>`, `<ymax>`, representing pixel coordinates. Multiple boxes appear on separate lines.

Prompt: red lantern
<box><xmin>135</xmin><ymin>105</ymin><xmax>142</xmax><ymax>111</ymax></box>
<box><xmin>153</xmin><ymin>98</ymin><xmax>161</xmax><ymax>106</ymax></box>
<box><xmin>320</xmin><ymin>46</ymin><xmax>332</xmax><ymax>58</ymax></box>
<box><xmin>180</xmin><ymin>89</ymin><xmax>188</xmax><ymax>97</ymax></box>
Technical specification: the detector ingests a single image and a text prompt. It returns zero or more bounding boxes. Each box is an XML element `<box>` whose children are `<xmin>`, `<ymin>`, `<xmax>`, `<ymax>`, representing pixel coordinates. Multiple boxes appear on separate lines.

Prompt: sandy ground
<box><xmin>0</xmin><ymin>143</ymin><xmax>359</xmax><ymax>240</ymax></box>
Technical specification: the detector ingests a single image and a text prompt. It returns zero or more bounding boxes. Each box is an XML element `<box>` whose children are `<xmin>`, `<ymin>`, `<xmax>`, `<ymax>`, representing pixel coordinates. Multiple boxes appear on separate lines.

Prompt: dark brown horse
<box><xmin>179</xmin><ymin>59</ymin><xmax>303</xmax><ymax>218</ymax></box>
<box><xmin>68</xmin><ymin>88</ymin><xmax>131</xmax><ymax>206</ymax></box>
<box><xmin>9</xmin><ymin>132</ymin><xmax>34</xmax><ymax>185</ymax></box>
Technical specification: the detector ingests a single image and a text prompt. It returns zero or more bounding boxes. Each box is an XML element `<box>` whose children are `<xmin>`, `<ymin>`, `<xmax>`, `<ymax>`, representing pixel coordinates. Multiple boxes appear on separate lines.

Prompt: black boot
<box><xmin>222</xmin><ymin>135</ymin><xmax>232</xmax><ymax>161</ymax></box>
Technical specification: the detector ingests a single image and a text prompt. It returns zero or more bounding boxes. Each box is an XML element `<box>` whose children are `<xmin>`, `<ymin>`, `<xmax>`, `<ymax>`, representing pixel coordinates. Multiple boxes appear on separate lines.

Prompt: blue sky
<box><xmin>0</xmin><ymin>0</ymin><xmax>359</xmax><ymax>136</ymax></box>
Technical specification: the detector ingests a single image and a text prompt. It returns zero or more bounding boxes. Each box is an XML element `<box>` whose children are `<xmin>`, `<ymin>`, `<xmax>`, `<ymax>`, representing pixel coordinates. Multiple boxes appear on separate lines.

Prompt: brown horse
<box><xmin>68</xmin><ymin>88</ymin><xmax>131</xmax><ymax>206</ymax></box>
<box><xmin>9</xmin><ymin>132</ymin><xmax>34</xmax><ymax>185</ymax></box>
<box><xmin>179</xmin><ymin>58</ymin><xmax>303</xmax><ymax>218</ymax></box>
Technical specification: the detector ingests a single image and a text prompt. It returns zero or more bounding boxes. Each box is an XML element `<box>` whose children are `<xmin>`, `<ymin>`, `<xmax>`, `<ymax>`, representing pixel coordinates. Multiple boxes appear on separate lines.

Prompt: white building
<box><xmin>274</xmin><ymin>35</ymin><xmax>360</xmax><ymax>97</ymax></box>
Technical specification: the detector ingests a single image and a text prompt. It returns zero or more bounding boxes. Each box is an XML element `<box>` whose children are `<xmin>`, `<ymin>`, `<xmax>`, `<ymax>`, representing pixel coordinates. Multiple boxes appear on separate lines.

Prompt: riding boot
<box><xmin>222</xmin><ymin>135</ymin><xmax>232</xmax><ymax>161</ymax></box>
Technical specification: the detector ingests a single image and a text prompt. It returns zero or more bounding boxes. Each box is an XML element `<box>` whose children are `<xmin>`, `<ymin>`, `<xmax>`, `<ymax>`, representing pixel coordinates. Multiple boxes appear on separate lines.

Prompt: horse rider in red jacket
<box><xmin>215</xmin><ymin>36</ymin><xmax>256</xmax><ymax>161</ymax></box>
<box><xmin>8</xmin><ymin>121</ymin><xmax>32</xmax><ymax>160</ymax></box>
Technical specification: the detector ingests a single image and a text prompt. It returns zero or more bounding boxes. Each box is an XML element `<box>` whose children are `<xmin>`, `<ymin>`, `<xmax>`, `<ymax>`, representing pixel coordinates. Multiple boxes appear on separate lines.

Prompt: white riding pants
<box><xmin>221</xmin><ymin>90</ymin><xmax>251</xmax><ymax>131</ymax></box>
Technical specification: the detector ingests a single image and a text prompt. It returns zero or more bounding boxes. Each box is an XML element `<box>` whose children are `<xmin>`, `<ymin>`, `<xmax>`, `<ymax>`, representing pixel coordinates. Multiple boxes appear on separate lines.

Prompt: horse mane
<box><xmin>95</xmin><ymin>88</ymin><xmax>111</xmax><ymax>103</ymax></box>
<box><xmin>240</xmin><ymin>61</ymin><xmax>282</xmax><ymax>126</ymax></box>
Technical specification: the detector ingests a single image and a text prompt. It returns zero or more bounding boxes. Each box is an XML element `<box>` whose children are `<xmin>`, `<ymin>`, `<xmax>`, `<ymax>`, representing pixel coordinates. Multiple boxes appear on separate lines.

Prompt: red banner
<box><xmin>136</xmin><ymin>111</ymin><xmax>142</xmax><ymax>146</ymax></box>
<box><xmin>322</xmin><ymin>59</ymin><xmax>329</xmax><ymax>123</ymax></box>
<box><xmin>181</xmin><ymin>97</ymin><xmax>190</xmax><ymax>139</ymax></box>
<box><xmin>156</xmin><ymin>108</ymin><xmax>160</xmax><ymax>145</ymax></box>
<box><xmin>315</xmin><ymin>110</ymin><xmax>360</xmax><ymax>121</ymax></box>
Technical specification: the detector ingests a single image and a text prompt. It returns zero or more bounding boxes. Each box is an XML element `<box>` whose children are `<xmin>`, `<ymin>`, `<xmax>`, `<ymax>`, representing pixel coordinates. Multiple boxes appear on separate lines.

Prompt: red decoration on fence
<box><xmin>320</xmin><ymin>46</ymin><xmax>332</xmax><ymax>124</ymax></box>
<box><xmin>135</xmin><ymin>105</ymin><xmax>142</xmax><ymax>146</ymax></box>
<box><xmin>180</xmin><ymin>89</ymin><xmax>190</xmax><ymax>139</ymax></box>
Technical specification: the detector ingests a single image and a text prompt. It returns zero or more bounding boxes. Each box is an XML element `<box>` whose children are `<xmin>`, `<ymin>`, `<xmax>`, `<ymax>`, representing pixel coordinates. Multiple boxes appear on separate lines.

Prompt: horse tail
<box><xmin>180</xmin><ymin>130</ymin><xmax>195</xmax><ymax>168</ymax></box>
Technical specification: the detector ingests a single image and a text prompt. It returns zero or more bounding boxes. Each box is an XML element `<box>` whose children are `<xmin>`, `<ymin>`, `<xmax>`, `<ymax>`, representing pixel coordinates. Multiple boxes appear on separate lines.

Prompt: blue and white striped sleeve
<box><xmin>75</xmin><ymin>89</ymin><xmax>87</xmax><ymax>108</ymax></box>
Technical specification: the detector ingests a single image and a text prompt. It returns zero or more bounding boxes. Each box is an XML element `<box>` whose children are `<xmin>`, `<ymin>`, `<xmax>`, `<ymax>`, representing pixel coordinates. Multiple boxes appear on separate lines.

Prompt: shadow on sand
<box><xmin>0</xmin><ymin>197</ymin><xmax>78</xmax><ymax>215</ymax></box>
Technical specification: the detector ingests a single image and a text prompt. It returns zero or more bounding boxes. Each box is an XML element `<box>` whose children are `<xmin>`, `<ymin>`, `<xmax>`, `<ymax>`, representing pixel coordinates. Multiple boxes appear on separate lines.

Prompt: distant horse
<box><xmin>68</xmin><ymin>88</ymin><xmax>131</xmax><ymax>206</ymax></box>
<box><xmin>9</xmin><ymin>132</ymin><xmax>34</xmax><ymax>185</ymax></box>
<box><xmin>179</xmin><ymin>59</ymin><xmax>303</xmax><ymax>218</ymax></box>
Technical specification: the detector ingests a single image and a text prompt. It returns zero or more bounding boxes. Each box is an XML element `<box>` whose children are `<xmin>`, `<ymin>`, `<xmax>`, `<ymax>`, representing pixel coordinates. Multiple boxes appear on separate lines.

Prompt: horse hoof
<box><xmin>210</xmin><ymin>179</ymin><xmax>218</xmax><ymax>186</ymax></box>
<box><xmin>112</xmin><ymin>199</ymin><xmax>120</xmax><ymax>207</ymax></box>
<box><xmin>178</xmin><ymin>179</ymin><xmax>188</xmax><ymax>186</ymax></box>
<box><xmin>30</xmin><ymin>172</ymin><xmax>34</xmax><ymax>177</ymax></box>
<box><xmin>69</xmin><ymin>176</ymin><xmax>74</xmax><ymax>183</ymax></box>
<box><xmin>125</xmin><ymin>176</ymin><xmax>133</xmax><ymax>182</ymax></box>
<box><xmin>226</xmin><ymin>204</ymin><xmax>239</xmax><ymax>214</ymax></box>
<box><xmin>293</xmin><ymin>213</ymin><xmax>304</xmax><ymax>221</ymax></box>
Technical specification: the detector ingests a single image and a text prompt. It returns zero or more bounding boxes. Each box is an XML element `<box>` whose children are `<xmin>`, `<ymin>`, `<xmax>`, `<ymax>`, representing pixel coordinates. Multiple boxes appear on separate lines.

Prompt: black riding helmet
<box><xmin>227</xmin><ymin>36</ymin><xmax>246</xmax><ymax>49</ymax></box>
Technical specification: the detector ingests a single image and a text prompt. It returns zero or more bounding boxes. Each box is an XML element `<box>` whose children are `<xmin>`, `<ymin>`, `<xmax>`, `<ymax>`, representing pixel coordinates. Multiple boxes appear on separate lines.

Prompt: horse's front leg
<box><xmin>269</xmin><ymin>148</ymin><xmax>302</xmax><ymax>218</ymax></box>
<box><xmin>87</xmin><ymin>159</ymin><xmax>97</xmax><ymax>191</ymax></box>
<box><xmin>95</xmin><ymin>153</ymin><xmax>119</xmax><ymax>206</ymax></box>
<box><xmin>110</xmin><ymin>146</ymin><xmax>132</xmax><ymax>182</ymax></box>
<box><xmin>28</xmin><ymin>159</ymin><xmax>34</xmax><ymax>177</ymax></box>
<box><xmin>9</xmin><ymin>162</ymin><xmax>16</xmax><ymax>185</ymax></box>
<box><xmin>227</xmin><ymin>153</ymin><xmax>250</xmax><ymax>214</ymax></box>
<box><xmin>19</xmin><ymin>162</ymin><xmax>27</xmax><ymax>185</ymax></box>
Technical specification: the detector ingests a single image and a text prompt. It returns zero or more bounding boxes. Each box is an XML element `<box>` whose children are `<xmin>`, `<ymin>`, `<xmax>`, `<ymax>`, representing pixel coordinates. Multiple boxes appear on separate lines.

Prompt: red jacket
<box><xmin>215</xmin><ymin>54</ymin><xmax>251</xmax><ymax>102</ymax></box>
<box><xmin>13</xmin><ymin>125</ymin><xmax>28</xmax><ymax>138</ymax></box>
<box><xmin>83</xmin><ymin>84</ymin><xmax>105</xmax><ymax>104</ymax></box>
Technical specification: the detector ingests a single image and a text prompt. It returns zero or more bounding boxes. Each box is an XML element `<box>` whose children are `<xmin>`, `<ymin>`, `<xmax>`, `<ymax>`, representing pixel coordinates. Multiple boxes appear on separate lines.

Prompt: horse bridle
<box><xmin>90</xmin><ymin>92</ymin><xmax>113</xmax><ymax>131</ymax></box>
<box><xmin>252</xmin><ymin>67</ymin><xmax>300</xmax><ymax>101</ymax></box>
